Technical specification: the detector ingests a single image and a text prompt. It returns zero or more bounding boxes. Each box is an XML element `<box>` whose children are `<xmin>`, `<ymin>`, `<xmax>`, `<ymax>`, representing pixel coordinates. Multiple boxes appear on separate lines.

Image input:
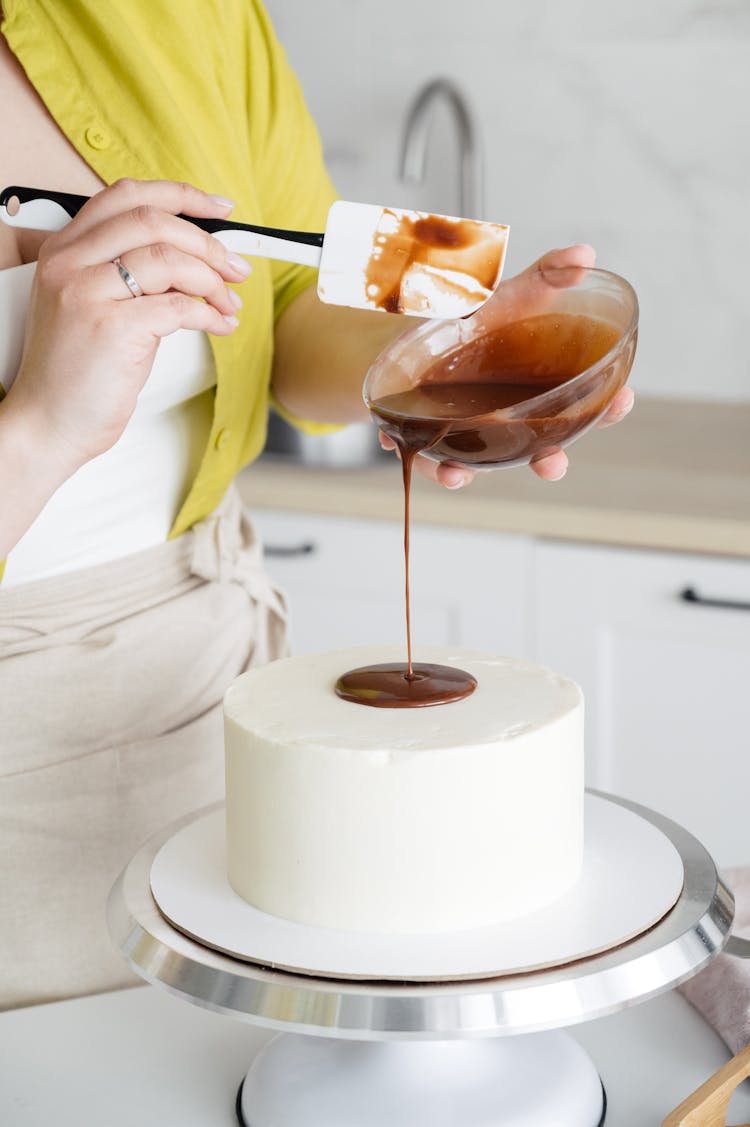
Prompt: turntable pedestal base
<box><xmin>236</xmin><ymin>1032</ymin><xmax>606</xmax><ymax>1127</ymax></box>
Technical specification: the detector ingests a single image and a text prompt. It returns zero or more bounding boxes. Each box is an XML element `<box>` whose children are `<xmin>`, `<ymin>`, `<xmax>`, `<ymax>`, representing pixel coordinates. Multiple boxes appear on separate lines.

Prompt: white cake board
<box><xmin>149</xmin><ymin>793</ymin><xmax>684</xmax><ymax>982</ymax></box>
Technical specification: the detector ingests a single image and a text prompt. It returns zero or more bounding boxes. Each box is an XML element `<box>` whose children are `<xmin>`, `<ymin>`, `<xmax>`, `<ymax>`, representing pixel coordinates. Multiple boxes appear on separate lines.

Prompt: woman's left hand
<box><xmin>379</xmin><ymin>243</ymin><xmax>635</xmax><ymax>488</ymax></box>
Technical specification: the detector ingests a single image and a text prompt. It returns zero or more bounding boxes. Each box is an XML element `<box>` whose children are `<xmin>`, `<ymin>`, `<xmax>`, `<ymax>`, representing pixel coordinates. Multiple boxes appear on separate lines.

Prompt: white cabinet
<box><xmin>533</xmin><ymin>541</ymin><xmax>750</xmax><ymax>867</ymax></box>
<box><xmin>251</xmin><ymin>509</ymin><xmax>533</xmax><ymax>659</ymax></box>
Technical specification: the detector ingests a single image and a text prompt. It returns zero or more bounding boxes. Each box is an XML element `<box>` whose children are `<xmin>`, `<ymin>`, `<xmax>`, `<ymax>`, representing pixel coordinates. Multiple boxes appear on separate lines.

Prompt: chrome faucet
<box><xmin>398</xmin><ymin>78</ymin><xmax>483</xmax><ymax>219</ymax></box>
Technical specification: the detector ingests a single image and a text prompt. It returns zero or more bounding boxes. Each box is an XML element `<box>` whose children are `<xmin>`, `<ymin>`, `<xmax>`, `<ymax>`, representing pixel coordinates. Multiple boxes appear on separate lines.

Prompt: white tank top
<box><xmin>0</xmin><ymin>261</ymin><xmax>216</xmax><ymax>586</ymax></box>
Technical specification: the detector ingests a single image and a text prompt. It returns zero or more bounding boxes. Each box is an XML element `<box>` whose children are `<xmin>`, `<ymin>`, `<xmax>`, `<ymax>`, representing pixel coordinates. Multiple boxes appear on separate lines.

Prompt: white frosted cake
<box><xmin>224</xmin><ymin>646</ymin><xmax>583</xmax><ymax>934</ymax></box>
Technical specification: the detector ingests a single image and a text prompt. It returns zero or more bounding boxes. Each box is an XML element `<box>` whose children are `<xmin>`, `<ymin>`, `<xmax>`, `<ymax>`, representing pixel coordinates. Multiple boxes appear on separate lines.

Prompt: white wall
<box><xmin>266</xmin><ymin>0</ymin><xmax>750</xmax><ymax>403</ymax></box>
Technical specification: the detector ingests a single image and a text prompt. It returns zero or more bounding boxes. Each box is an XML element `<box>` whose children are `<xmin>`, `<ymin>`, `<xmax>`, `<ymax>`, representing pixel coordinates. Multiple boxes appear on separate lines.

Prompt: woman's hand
<box><xmin>6</xmin><ymin>178</ymin><xmax>250</xmax><ymax>476</ymax></box>
<box><xmin>379</xmin><ymin>243</ymin><xmax>635</xmax><ymax>488</ymax></box>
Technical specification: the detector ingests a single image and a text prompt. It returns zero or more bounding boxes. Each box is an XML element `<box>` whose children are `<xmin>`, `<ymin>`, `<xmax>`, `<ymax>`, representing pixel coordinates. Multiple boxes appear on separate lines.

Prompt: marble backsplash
<box><xmin>265</xmin><ymin>0</ymin><xmax>750</xmax><ymax>403</ymax></box>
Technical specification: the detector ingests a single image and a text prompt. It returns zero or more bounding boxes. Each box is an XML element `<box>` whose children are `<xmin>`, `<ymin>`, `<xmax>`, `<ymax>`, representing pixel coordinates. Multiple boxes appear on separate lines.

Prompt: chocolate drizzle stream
<box><xmin>334</xmin><ymin>436</ymin><xmax>478</xmax><ymax>708</ymax></box>
<box><xmin>401</xmin><ymin>439</ymin><xmax>417</xmax><ymax>677</ymax></box>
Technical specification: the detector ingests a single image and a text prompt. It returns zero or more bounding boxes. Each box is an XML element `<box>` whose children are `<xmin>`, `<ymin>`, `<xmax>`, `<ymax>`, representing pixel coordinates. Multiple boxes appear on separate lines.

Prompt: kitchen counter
<box><xmin>2</xmin><ymin>984</ymin><xmax>750</xmax><ymax>1125</ymax></box>
<box><xmin>240</xmin><ymin>398</ymin><xmax>750</xmax><ymax>558</ymax></box>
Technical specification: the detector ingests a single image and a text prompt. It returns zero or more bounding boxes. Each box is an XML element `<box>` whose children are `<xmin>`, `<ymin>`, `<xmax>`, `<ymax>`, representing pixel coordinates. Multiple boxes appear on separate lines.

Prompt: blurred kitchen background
<box><xmin>266</xmin><ymin>0</ymin><xmax>750</xmax><ymax>403</ymax></box>
<box><xmin>244</xmin><ymin>0</ymin><xmax>750</xmax><ymax>869</ymax></box>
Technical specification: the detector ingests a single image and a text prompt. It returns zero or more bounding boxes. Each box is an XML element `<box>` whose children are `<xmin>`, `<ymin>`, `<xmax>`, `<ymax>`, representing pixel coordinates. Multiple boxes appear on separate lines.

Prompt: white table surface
<box><xmin>1</xmin><ymin>983</ymin><xmax>749</xmax><ymax>1125</ymax></box>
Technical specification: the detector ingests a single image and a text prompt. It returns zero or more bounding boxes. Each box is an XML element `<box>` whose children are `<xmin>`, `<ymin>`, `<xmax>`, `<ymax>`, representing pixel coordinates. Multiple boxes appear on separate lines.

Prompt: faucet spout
<box><xmin>398</xmin><ymin>78</ymin><xmax>483</xmax><ymax>220</ymax></box>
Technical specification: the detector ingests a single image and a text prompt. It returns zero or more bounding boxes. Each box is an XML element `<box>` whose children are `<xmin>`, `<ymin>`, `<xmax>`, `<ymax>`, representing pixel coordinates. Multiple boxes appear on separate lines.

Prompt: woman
<box><xmin>0</xmin><ymin>0</ymin><xmax>633</xmax><ymax>1009</ymax></box>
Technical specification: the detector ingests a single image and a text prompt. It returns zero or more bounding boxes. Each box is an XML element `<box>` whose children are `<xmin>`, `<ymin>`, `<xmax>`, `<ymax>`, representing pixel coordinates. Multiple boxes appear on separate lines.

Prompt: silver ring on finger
<box><xmin>113</xmin><ymin>257</ymin><xmax>144</xmax><ymax>299</ymax></box>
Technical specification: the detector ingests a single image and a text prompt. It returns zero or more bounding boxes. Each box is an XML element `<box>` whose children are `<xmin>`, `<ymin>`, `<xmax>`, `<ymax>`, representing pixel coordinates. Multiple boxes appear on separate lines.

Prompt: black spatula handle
<box><xmin>0</xmin><ymin>185</ymin><xmax>324</xmax><ymax>247</ymax></box>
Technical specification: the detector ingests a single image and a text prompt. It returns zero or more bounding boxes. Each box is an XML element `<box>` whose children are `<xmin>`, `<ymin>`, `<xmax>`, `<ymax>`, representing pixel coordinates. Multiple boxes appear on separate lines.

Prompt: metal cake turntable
<box><xmin>107</xmin><ymin>791</ymin><xmax>744</xmax><ymax>1127</ymax></box>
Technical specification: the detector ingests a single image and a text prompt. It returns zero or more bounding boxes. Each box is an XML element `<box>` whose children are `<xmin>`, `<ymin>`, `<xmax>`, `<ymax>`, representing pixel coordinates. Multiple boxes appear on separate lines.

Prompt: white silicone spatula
<box><xmin>0</xmin><ymin>185</ymin><xmax>509</xmax><ymax>319</ymax></box>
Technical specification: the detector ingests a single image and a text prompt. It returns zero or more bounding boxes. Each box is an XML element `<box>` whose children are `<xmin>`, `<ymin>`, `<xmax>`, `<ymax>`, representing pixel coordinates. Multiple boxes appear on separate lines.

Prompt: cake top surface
<box><xmin>224</xmin><ymin>646</ymin><xmax>581</xmax><ymax>754</ymax></box>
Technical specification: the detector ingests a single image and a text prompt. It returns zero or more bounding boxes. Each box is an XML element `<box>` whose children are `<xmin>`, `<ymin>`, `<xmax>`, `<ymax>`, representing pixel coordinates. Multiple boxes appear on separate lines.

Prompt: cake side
<box><xmin>224</xmin><ymin>646</ymin><xmax>583</xmax><ymax>934</ymax></box>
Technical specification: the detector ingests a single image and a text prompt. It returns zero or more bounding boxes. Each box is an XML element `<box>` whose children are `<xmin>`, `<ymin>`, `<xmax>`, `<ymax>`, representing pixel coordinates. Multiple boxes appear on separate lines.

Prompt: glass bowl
<box><xmin>363</xmin><ymin>265</ymin><xmax>639</xmax><ymax>470</ymax></box>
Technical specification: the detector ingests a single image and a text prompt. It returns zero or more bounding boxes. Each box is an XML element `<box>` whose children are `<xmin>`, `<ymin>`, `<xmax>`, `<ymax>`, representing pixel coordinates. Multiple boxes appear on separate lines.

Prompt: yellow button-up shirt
<box><xmin>1</xmin><ymin>0</ymin><xmax>337</xmax><ymax>546</ymax></box>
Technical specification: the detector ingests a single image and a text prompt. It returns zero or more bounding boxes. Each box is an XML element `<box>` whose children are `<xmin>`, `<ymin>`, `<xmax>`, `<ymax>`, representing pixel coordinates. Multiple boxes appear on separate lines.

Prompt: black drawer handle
<box><xmin>680</xmin><ymin>585</ymin><xmax>750</xmax><ymax>613</ymax></box>
<box><xmin>263</xmin><ymin>541</ymin><xmax>317</xmax><ymax>558</ymax></box>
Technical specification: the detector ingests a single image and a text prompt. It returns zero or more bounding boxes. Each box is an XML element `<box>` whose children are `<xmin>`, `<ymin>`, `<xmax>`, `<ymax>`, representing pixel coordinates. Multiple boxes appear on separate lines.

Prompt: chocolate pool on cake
<box><xmin>223</xmin><ymin>645</ymin><xmax>583</xmax><ymax>934</ymax></box>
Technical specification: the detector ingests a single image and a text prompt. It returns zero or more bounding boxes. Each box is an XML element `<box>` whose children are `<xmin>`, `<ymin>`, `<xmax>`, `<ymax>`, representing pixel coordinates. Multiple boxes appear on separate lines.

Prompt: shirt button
<box><xmin>85</xmin><ymin>125</ymin><xmax>110</xmax><ymax>150</ymax></box>
<box><xmin>214</xmin><ymin>427</ymin><xmax>231</xmax><ymax>451</ymax></box>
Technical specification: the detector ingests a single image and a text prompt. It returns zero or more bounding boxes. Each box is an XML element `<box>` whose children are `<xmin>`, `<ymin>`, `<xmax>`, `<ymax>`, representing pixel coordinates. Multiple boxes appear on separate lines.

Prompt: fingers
<box><xmin>378</xmin><ymin>432</ymin><xmax>475</xmax><ymax>489</ymax></box>
<box><xmin>130</xmin><ymin>289</ymin><xmax>240</xmax><ymax>339</ymax></box>
<box><xmin>410</xmin><ymin>453</ymin><xmax>473</xmax><ymax>489</ymax></box>
<box><xmin>596</xmin><ymin>385</ymin><xmax>634</xmax><ymax>428</ymax></box>
<box><xmin>67</xmin><ymin>206</ymin><xmax>246</xmax><ymax>281</ymax></box>
<box><xmin>56</xmin><ymin>178</ymin><xmax>234</xmax><ymax>240</ymax></box>
<box><xmin>41</xmin><ymin>179</ymin><xmax>249</xmax><ymax>291</ymax></box>
<box><xmin>33</xmin><ymin>177</ymin><xmax>253</xmax><ymax>327</ymax></box>
<box><xmin>530</xmin><ymin>448</ymin><xmax>569</xmax><ymax>481</ymax></box>
<box><xmin>536</xmin><ymin>243</ymin><xmax>596</xmax><ymax>288</ymax></box>
<box><xmin>90</xmin><ymin>245</ymin><xmax>243</xmax><ymax>317</ymax></box>
<box><xmin>435</xmin><ymin>461</ymin><xmax>475</xmax><ymax>489</ymax></box>
<box><xmin>529</xmin><ymin>388</ymin><xmax>634</xmax><ymax>480</ymax></box>
<box><xmin>512</xmin><ymin>243</ymin><xmax>597</xmax><ymax>300</ymax></box>
<box><xmin>474</xmin><ymin>243</ymin><xmax>597</xmax><ymax>331</ymax></box>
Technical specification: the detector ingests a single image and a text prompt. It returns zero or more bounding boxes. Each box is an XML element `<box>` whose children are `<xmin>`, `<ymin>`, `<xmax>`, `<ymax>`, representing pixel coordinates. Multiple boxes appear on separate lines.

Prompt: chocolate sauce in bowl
<box><xmin>372</xmin><ymin>313</ymin><xmax>623</xmax><ymax>467</ymax></box>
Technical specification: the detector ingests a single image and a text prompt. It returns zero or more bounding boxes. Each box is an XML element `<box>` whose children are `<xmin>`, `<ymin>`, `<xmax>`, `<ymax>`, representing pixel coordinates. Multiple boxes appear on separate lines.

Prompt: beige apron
<box><xmin>0</xmin><ymin>486</ymin><xmax>288</xmax><ymax>1010</ymax></box>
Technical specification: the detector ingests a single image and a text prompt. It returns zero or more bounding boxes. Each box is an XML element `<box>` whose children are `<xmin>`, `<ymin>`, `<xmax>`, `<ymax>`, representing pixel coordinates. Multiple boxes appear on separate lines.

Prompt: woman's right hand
<box><xmin>6</xmin><ymin>178</ymin><xmax>249</xmax><ymax>476</ymax></box>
